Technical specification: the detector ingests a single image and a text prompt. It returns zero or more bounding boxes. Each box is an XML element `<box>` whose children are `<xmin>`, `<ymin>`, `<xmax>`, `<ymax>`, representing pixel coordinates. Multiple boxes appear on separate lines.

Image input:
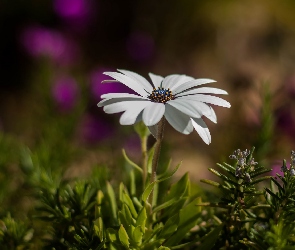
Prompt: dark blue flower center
<box><xmin>148</xmin><ymin>87</ymin><xmax>175</xmax><ymax>103</ymax></box>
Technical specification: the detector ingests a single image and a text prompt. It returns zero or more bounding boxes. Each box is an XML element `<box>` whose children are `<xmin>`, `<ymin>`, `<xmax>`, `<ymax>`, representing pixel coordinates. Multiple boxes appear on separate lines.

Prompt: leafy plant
<box><xmin>199</xmin><ymin>147</ymin><xmax>272</xmax><ymax>249</ymax></box>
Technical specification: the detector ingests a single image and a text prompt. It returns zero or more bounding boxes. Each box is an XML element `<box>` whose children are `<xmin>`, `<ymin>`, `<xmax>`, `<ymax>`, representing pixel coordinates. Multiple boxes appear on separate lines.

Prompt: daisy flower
<box><xmin>97</xmin><ymin>70</ymin><xmax>230</xmax><ymax>144</ymax></box>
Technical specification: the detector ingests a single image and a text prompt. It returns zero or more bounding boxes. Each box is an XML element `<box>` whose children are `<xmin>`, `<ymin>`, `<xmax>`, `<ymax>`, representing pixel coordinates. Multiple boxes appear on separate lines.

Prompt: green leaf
<box><xmin>143</xmin><ymin>223</ymin><xmax>164</xmax><ymax>245</ymax></box>
<box><xmin>95</xmin><ymin>191</ymin><xmax>103</xmax><ymax>217</ymax></box>
<box><xmin>200</xmin><ymin>179</ymin><xmax>221</xmax><ymax>187</ymax></box>
<box><xmin>122</xmin><ymin>191</ymin><xmax>138</xmax><ymax>218</ymax></box>
<box><xmin>122</xmin><ymin>204</ymin><xmax>135</xmax><ymax>226</ymax></box>
<box><xmin>158</xmin><ymin>158</ymin><xmax>172</xmax><ymax>176</ymax></box>
<box><xmin>118</xmin><ymin>211</ymin><xmax>129</xmax><ymax>231</ymax></box>
<box><xmin>147</xmin><ymin>145</ymin><xmax>155</xmax><ymax>175</ymax></box>
<box><xmin>127</xmin><ymin>224</ymin><xmax>135</xmax><ymax>244</ymax></box>
<box><xmin>158</xmin><ymin>162</ymin><xmax>182</xmax><ymax>182</ymax></box>
<box><xmin>250</xmin><ymin>168</ymin><xmax>271</xmax><ymax>178</ymax></box>
<box><xmin>118</xmin><ymin>224</ymin><xmax>130</xmax><ymax>249</ymax></box>
<box><xmin>119</xmin><ymin>183</ymin><xmax>124</xmax><ymax>202</ymax></box>
<box><xmin>216</xmin><ymin>163</ymin><xmax>234</xmax><ymax>173</ymax></box>
<box><xmin>132</xmin><ymin>196</ymin><xmax>143</xmax><ymax>210</ymax></box>
<box><xmin>108</xmin><ymin>242</ymin><xmax>120</xmax><ymax>250</ymax></box>
<box><xmin>106</xmin><ymin>182</ymin><xmax>118</xmax><ymax>222</ymax></box>
<box><xmin>142</xmin><ymin>181</ymin><xmax>157</xmax><ymax>202</ymax></box>
<box><xmin>152</xmin><ymin>178</ymin><xmax>159</xmax><ymax>207</ymax></box>
<box><xmin>134</xmin><ymin>121</ymin><xmax>150</xmax><ymax>138</ymax></box>
<box><xmin>265</xmin><ymin>188</ymin><xmax>280</xmax><ymax>200</ymax></box>
<box><xmin>130</xmin><ymin>170</ymin><xmax>136</xmax><ymax>196</ymax></box>
<box><xmin>94</xmin><ymin>217</ymin><xmax>104</xmax><ymax>241</ymax></box>
<box><xmin>136</xmin><ymin>207</ymin><xmax>147</xmax><ymax>233</ymax></box>
<box><xmin>122</xmin><ymin>149</ymin><xmax>143</xmax><ymax>173</ymax></box>
<box><xmin>158</xmin><ymin>246</ymin><xmax>170</xmax><ymax>250</ymax></box>
<box><xmin>197</xmin><ymin>224</ymin><xmax>223</xmax><ymax>250</ymax></box>
<box><xmin>208</xmin><ymin>168</ymin><xmax>237</xmax><ymax>185</ymax></box>
<box><xmin>153</xmin><ymin>198</ymin><xmax>178</xmax><ymax>214</ymax></box>
<box><xmin>165</xmin><ymin>173</ymin><xmax>189</xmax><ymax>201</ymax></box>
<box><xmin>161</xmin><ymin>197</ymin><xmax>187</xmax><ymax>218</ymax></box>
<box><xmin>251</xmin><ymin>176</ymin><xmax>272</xmax><ymax>185</ymax></box>
<box><xmin>159</xmin><ymin>213</ymin><xmax>179</xmax><ymax>238</ymax></box>
<box><xmin>142</xmin><ymin>163</ymin><xmax>183</xmax><ymax>203</ymax></box>
<box><xmin>223</xmin><ymin>162</ymin><xmax>236</xmax><ymax>171</ymax></box>
<box><xmin>106</xmin><ymin>228</ymin><xmax>118</xmax><ymax>243</ymax></box>
<box><xmin>164</xmin><ymin>198</ymin><xmax>201</xmax><ymax>246</ymax></box>
<box><xmin>133</xmin><ymin>226</ymin><xmax>143</xmax><ymax>245</ymax></box>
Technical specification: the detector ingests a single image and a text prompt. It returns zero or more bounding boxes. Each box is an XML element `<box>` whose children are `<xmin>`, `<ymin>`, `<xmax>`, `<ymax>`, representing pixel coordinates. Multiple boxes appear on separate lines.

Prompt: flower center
<box><xmin>148</xmin><ymin>87</ymin><xmax>175</xmax><ymax>103</ymax></box>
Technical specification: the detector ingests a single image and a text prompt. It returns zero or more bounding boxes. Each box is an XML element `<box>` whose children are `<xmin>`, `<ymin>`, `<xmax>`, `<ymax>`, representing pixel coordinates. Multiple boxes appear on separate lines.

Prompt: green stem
<box><xmin>150</xmin><ymin>117</ymin><xmax>165</xmax><ymax>205</ymax></box>
<box><xmin>141</xmin><ymin>135</ymin><xmax>148</xmax><ymax>188</ymax></box>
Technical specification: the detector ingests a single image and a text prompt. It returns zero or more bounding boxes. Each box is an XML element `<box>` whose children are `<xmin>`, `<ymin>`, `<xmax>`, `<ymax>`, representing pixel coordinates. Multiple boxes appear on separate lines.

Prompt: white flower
<box><xmin>97</xmin><ymin>69</ymin><xmax>230</xmax><ymax>144</ymax></box>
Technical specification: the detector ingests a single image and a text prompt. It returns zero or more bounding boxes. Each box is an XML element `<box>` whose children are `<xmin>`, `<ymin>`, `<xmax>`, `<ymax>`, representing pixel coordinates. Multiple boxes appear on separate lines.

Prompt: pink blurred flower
<box><xmin>20</xmin><ymin>26</ymin><xmax>79</xmax><ymax>65</ymax></box>
<box><xmin>77</xmin><ymin>114</ymin><xmax>114</xmax><ymax>145</ymax></box>
<box><xmin>271</xmin><ymin>160</ymin><xmax>292</xmax><ymax>180</ymax></box>
<box><xmin>271</xmin><ymin>161</ymin><xmax>285</xmax><ymax>177</ymax></box>
<box><xmin>53</xmin><ymin>0</ymin><xmax>94</xmax><ymax>29</ymax></box>
<box><xmin>126</xmin><ymin>32</ymin><xmax>155</xmax><ymax>63</ymax></box>
<box><xmin>285</xmin><ymin>75</ymin><xmax>295</xmax><ymax>98</ymax></box>
<box><xmin>90</xmin><ymin>68</ymin><xmax>134</xmax><ymax>100</ymax></box>
<box><xmin>52</xmin><ymin>76</ymin><xmax>79</xmax><ymax>112</ymax></box>
<box><xmin>276</xmin><ymin>106</ymin><xmax>295</xmax><ymax>137</ymax></box>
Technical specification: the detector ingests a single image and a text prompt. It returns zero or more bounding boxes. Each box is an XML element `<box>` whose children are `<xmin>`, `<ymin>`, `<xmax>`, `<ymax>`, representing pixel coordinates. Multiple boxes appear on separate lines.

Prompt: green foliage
<box><xmin>200</xmin><ymin>147</ymin><xmax>273</xmax><ymax>249</ymax></box>
<box><xmin>4</xmin><ymin>114</ymin><xmax>295</xmax><ymax>249</ymax></box>
<box><xmin>199</xmin><ymin>148</ymin><xmax>295</xmax><ymax>249</ymax></box>
<box><xmin>0</xmin><ymin>214</ymin><xmax>33</xmax><ymax>249</ymax></box>
<box><xmin>82</xmin><ymin>168</ymin><xmax>201</xmax><ymax>249</ymax></box>
<box><xmin>242</xmin><ymin>151</ymin><xmax>295</xmax><ymax>249</ymax></box>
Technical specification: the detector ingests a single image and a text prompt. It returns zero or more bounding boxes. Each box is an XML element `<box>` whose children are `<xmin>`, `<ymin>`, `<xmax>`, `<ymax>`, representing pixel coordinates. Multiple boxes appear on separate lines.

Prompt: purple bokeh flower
<box><xmin>271</xmin><ymin>161</ymin><xmax>285</xmax><ymax>177</ymax></box>
<box><xmin>77</xmin><ymin>114</ymin><xmax>114</xmax><ymax>145</ymax></box>
<box><xmin>52</xmin><ymin>76</ymin><xmax>79</xmax><ymax>112</ymax></box>
<box><xmin>53</xmin><ymin>0</ymin><xmax>94</xmax><ymax>29</ymax></box>
<box><xmin>285</xmin><ymin>75</ymin><xmax>295</xmax><ymax>98</ymax></box>
<box><xmin>20</xmin><ymin>26</ymin><xmax>79</xmax><ymax>65</ymax></box>
<box><xmin>276</xmin><ymin>106</ymin><xmax>295</xmax><ymax>137</ymax></box>
<box><xmin>90</xmin><ymin>68</ymin><xmax>134</xmax><ymax>100</ymax></box>
<box><xmin>271</xmin><ymin>160</ymin><xmax>292</xmax><ymax>178</ymax></box>
<box><xmin>126</xmin><ymin>32</ymin><xmax>155</xmax><ymax>63</ymax></box>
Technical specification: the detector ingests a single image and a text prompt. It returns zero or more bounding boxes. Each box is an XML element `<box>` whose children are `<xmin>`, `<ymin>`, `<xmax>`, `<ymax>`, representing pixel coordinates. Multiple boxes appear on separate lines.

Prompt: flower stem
<box><xmin>150</xmin><ymin>117</ymin><xmax>165</xmax><ymax>205</ymax></box>
<box><xmin>141</xmin><ymin>135</ymin><xmax>148</xmax><ymax>188</ymax></box>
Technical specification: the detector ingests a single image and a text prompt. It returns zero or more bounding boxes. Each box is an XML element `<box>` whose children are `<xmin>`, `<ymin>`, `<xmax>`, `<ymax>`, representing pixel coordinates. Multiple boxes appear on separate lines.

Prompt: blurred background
<box><xmin>1</xmin><ymin>0</ymin><xmax>295</xmax><ymax>188</ymax></box>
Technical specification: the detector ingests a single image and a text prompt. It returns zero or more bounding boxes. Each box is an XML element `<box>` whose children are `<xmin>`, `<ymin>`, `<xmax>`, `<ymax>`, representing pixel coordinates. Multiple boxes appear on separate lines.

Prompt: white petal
<box><xmin>101</xmin><ymin>93</ymin><xmax>144</xmax><ymax>99</ymax></box>
<box><xmin>103</xmin><ymin>101</ymin><xmax>151</xmax><ymax>114</ymax></box>
<box><xmin>179</xmin><ymin>94</ymin><xmax>231</xmax><ymax>108</ymax></box>
<box><xmin>167</xmin><ymin>99</ymin><xmax>202</xmax><ymax>118</ymax></box>
<box><xmin>120</xmin><ymin>109</ymin><xmax>145</xmax><ymax>125</ymax></box>
<box><xmin>168</xmin><ymin>99</ymin><xmax>218</xmax><ymax>123</ymax></box>
<box><xmin>142</xmin><ymin>103</ymin><xmax>165</xmax><ymax>126</ymax></box>
<box><xmin>176</xmin><ymin>87</ymin><xmax>228</xmax><ymax>97</ymax></box>
<box><xmin>191</xmin><ymin>118</ymin><xmax>211</xmax><ymax>145</ymax></box>
<box><xmin>97</xmin><ymin>94</ymin><xmax>146</xmax><ymax>107</ymax></box>
<box><xmin>162</xmin><ymin>74</ymin><xmax>194</xmax><ymax>90</ymax></box>
<box><xmin>118</xmin><ymin>69</ymin><xmax>153</xmax><ymax>93</ymax></box>
<box><xmin>103</xmin><ymin>72</ymin><xmax>148</xmax><ymax>96</ymax></box>
<box><xmin>149</xmin><ymin>73</ymin><xmax>163</xmax><ymax>89</ymax></box>
<box><xmin>148</xmin><ymin>125</ymin><xmax>157</xmax><ymax>138</ymax></box>
<box><xmin>205</xmin><ymin>106</ymin><xmax>217</xmax><ymax>123</ymax></box>
<box><xmin>172</xmin><ymin>79</ymin><xmax>216</xmax><ymax>94</ymax></box>
<box><xmin>103</xmin><ymin>101</ymin><xmax>151</xmax><ymax>125</ymax></box>
<box><xmin>164</xmin><ymin>105</ymin><xmax>194</xmax><ymax>135</ymax></box>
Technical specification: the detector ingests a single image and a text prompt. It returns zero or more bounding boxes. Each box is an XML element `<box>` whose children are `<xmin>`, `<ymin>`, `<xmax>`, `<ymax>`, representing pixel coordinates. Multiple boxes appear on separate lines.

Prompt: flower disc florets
<box><xmin>148</xmin><ymin>87</ymin><xmax>175</xmax><ymax>103</ymax></box>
